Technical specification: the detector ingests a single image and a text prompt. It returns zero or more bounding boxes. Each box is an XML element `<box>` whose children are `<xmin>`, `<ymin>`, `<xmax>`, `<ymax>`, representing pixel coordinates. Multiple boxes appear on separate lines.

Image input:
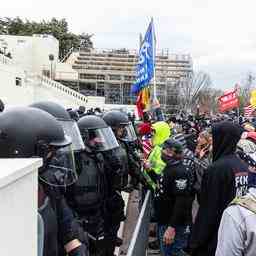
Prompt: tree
<box><xmin>196</xmin><ymin>87</ymin><xmax>223</xmax><ymax>114</ymax></box>
<box><xmin>178</xmin><ymin>71</ymin><xmax>212</xmax><ymax>113</ymax></box>
<box><xmin>0</xmin><ymin>17</ymin><xmax>93</xmax><ymax>59</ymax></box>
<box><xmin>238</xmin><ymin>72</ymin><xmax>256</xmax><ymax>111</ymax></box>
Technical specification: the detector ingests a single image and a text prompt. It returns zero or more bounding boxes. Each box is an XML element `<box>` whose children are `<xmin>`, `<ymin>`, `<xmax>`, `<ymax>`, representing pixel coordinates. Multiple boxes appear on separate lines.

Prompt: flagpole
<box><xmin>151</xmin><ymin>17</ymin><xmax>157</xmax><ymax>101</ymax></box>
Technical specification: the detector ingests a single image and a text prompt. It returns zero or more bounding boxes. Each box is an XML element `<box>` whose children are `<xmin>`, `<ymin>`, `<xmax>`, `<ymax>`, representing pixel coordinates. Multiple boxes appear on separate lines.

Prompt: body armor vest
<box><xmin>107</xmin><ymin>146</ymin><xmax>129</xmax><ymax>191</ymax></box>
<box><xmin>66</xmin><ymin>151</ymin><xmax>105</xmax><ymax>238</ymax></box>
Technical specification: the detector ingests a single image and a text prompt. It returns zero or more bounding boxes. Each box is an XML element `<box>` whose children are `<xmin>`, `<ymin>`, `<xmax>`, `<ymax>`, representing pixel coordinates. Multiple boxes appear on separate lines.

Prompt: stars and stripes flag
<box><xmin>142</xmin><ymin>136</ymin><xmax>152</xmax><ymax>159</ymax></box>
<box><xmin>244</xmin><ymin>105</ymin><xmax>255</xmax><ymax>118</ymax></box>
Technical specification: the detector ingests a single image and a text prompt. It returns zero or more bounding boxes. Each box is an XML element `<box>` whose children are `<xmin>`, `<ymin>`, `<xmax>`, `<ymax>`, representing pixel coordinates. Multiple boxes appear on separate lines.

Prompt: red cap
<box><xmin>138</xmin><ymin>123</ymin><xmax>152</xmax><ymax>135</ymax></box>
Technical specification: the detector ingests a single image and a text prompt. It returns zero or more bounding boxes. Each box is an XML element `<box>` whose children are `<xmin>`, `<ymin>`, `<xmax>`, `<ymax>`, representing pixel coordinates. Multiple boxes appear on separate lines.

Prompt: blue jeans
<box><xmin>158</xmin><ymin>224</ymin><xmax>190</xmax><ymax>256</ymax></box>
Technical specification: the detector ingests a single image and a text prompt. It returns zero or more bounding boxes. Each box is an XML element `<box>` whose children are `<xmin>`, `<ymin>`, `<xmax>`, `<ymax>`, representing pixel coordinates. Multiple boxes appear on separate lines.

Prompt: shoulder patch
<box><xmin>175</xmin><ymin>179</ymin><xmax>187</xmax><ymax>190</ymax></box>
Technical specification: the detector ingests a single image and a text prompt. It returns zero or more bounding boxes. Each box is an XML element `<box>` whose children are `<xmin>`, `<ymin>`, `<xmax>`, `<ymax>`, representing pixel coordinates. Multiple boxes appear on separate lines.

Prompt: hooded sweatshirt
<box><xmin>147</xmin><ymin>121</ymin><xmax>171</xmax><ymax>175</ymax></box>
<box><xmin>215</xmin><ymin>188</ymin><xmax>256</xmax><ymax>256</ymax></box>
<box><xmin>190</xmin><ymin>121</ymin><xmax>249</xmax><ymax>256</ymax></box>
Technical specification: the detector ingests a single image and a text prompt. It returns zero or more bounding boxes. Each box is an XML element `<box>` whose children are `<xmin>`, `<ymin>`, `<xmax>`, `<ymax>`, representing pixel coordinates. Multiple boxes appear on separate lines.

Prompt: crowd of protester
<box><xmin>136</xmin><ymin>110</ymin><xmax>256</xmax><ymax>256</ymax></box>
<box><xmin>0</xmin><ymin>98</ymin><xmax>255</xmax><ymax>256</ymax></box>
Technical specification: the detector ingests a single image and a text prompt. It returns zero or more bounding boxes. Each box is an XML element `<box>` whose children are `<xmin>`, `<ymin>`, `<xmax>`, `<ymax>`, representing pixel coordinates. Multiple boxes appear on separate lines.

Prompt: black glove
<box><xmin>69</xmin><ymin>244</ymin><xmax>89</xmax><ymax>256</ymax></box>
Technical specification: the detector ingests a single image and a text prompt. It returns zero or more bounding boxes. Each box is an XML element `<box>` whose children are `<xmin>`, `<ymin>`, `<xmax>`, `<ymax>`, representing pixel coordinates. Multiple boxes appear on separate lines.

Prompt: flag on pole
<box><xmin>244</xmin><ymin>105</ymin><xmax>255</xmax><ymax>118</ymax></box>
<box><xmin>136</xmin><ymin>87</ymin><xmax>151</xmax><ymax>118</ymax></box>
<box><xmin>131</xmin><ymin>18</ymin><xmax>156</xmax><ymax>94</ymax></box>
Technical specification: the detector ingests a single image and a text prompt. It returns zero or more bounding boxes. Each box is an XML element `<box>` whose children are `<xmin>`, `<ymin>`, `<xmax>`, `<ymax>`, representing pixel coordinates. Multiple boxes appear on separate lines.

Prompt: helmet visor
<box><xmin>59</xmin><ymin>120</ymin><xmax>85</xmax><ymax>151</ymax></box>
<box><xmin>87</xmin><ymin>127</ymin><xmax>119</xmax><ymax>152</ymax></box>
<box><xmin>120</xmin><ymin>123</ymin><xmax>137</xmax><ymax>142</ymax></box>
<box><xmin>39</xmin><ymin>145</ymin><xmax>78</xmax><ymax>187</ymax></box>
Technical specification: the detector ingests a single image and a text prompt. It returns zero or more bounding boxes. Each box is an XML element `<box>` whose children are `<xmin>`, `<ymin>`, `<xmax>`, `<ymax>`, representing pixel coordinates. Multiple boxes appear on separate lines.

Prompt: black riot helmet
<box><xmin>67</xmin><ymin>108</ymin><xmax>80</xmax><ymax>122</ymax></box>
<box><xmin>30</xmin><ymin>101</ymin><xmax>85</xmax><ymax>152</ymax></box>
<box><xmin>78</xmin><ymin>115</ymin><xmax>119</xmax><ymax>152</ymax></box>
<box><xmin>103</xmin><ymin>110</ymin><xmax>137</xmax><ymax>142</ymax></box>
<box><xmin>0</xmin><ymin>107</ymin><xmax>77</xmax><ymax>187</ymax></box>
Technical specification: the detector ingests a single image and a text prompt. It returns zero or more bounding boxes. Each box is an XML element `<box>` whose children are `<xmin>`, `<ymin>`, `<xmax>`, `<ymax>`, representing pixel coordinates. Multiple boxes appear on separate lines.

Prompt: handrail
<box><xmin>78</xmin><ymin>48</ymin><xmax>192</xmax><ymax>61</ymax></box>
<box><xmin>61</xmin><ymin>47</ymin><xmax>74</xmax><ymax>63</ymax></box>
<box><xmin>0</xmin><ymin>53</ymin><xmax>14</xmax><ymax>65</ymax></box>
<box><xmin>29</xmin><ymin>74</ymin><xmax>89</xmax><ymax>104</ymax></box>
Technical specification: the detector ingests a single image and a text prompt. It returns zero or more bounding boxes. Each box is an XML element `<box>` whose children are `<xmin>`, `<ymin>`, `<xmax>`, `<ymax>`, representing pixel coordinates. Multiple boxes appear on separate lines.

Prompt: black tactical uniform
<box><xmin>66</xmin><ymin>115</ymin><xmax>119</xmax><ymax>255</ymax></box>
<box><xmin>102</xmin><ymin>111</ymin><xmax>149</xmax><ymax>255</ymax></box>
<box><xmin>0</xmin><ymin>107</ymin><xmax>87</xmax><ymax>256</ymax></box>
<box><xmin>103</xmin><ymin>110</ymin><xmax>147</xmax><ymax>190</ymax></box>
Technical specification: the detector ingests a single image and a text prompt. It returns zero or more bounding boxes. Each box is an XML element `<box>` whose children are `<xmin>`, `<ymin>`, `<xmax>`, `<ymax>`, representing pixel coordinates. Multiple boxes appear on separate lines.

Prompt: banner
<box><xmin>131</xmin><ymin>19</ymin><xmax>155</xmax><ymax>93</ymax></box>
<box><xmin>218</xmin><ymin>89</ymin><xmax>239</xmax><ymax>113</ymax></box>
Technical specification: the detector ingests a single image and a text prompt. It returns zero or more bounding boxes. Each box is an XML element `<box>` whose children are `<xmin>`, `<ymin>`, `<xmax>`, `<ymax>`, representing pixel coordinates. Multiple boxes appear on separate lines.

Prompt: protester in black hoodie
<box><xmin>189</xmin><ymin>121</ymin><xmax>249</xmax><ymax>256</ymax></box>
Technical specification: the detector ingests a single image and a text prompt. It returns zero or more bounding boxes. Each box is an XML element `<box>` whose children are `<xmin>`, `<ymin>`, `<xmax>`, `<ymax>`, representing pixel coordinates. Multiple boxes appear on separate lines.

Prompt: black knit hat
<box><xmin>162</xmin><ymin>139</ymin><xmax>183</xmax><ymax>154</ymax></box>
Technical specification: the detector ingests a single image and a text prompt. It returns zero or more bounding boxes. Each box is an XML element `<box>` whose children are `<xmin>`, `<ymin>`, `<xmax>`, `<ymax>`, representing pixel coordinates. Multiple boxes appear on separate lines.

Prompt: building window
<box><xmin>15</xmin><ymin>77</ymin><xmax>22</xmax><ymax>86</ymax></box>
<box><xmin>109</xmin><ymin>75</ymin><xmax>121</xmax><ymax>81</ymax></box>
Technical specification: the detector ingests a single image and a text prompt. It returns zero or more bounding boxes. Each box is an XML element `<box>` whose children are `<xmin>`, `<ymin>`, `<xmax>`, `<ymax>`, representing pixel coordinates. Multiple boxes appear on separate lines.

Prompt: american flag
<box><xmin>141</xmin><ymin>136</ymin><xmax>152</xmax><ymax>159</ymax></box>
<box><xmin>244</xmin><ymin>105</ymin><xmax>255</xmax><ymax>118</ymax></box>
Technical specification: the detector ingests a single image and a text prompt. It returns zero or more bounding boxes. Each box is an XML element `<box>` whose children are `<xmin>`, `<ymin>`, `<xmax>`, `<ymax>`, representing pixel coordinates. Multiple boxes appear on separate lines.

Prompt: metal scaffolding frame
<box><xmin>57</xmin><ymin>48</ymin><xmax>192</xmax><ymax>111</ymax></box>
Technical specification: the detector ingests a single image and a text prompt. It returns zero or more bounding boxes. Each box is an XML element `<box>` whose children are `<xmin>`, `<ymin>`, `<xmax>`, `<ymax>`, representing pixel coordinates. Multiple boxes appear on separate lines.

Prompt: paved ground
<box><xmin>118</xmin><ymin>190</ymin><xmax>161</xmax><ymax>256</ymax></box>
<box><xmin>118</xmin><ymin>190</ymin><xmax>140</xmax><ymax>255</ymax></box>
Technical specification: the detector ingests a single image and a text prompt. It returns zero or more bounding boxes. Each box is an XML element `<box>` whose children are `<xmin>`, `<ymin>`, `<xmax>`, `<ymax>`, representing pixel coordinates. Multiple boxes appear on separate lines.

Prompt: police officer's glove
<box><xmin>69</xmin><ymin>244</ymin><xmax>89</xmax><ymax>256</ymax></box>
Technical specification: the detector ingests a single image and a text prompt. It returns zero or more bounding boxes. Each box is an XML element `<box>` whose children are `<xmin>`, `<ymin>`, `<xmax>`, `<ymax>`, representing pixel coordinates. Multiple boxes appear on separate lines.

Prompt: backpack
<box><xmin>230</xmin><ymin>196</ymin><xmax>256</xmax><ymax>214</ymax></box>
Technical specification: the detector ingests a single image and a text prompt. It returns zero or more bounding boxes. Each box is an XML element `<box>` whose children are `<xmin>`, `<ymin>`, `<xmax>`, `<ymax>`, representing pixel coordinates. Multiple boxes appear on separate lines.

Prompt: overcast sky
<box><xmin>2</xmin><ymin>0</ymin><xmax>256</xmax><ymax>89</ymax></box>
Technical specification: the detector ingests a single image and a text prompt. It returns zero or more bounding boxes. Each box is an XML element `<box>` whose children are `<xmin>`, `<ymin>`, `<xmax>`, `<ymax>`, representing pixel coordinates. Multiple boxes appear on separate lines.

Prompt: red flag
<box><xmin>218</xmin><ymin>88</ymin><xmax>239</xmax><ymax>113</ymax></box>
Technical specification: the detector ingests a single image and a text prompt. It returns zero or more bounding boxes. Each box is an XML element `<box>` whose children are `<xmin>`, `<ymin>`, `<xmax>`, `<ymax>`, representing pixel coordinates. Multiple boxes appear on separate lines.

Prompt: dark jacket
<box><xmin>190</xmin><ymin>121</ymin><xmax>249</xmax><ymax>256</ymax></box>
<box><xmin>155</xmin><ymin>159</ymin><xmax>195</xmax><ymax>227</ymax></box>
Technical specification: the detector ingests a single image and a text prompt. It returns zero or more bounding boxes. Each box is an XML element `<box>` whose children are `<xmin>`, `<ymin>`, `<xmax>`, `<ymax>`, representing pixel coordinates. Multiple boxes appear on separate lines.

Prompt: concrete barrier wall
<box><xmin>0</xmin><ymin>159</ymin><xmax>42</xmax><ymax>256</ymax></box>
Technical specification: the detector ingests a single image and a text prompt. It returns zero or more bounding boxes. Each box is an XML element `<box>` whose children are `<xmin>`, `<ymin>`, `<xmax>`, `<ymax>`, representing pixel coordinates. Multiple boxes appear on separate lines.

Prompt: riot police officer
<box><xmin>30</xmin><ymin>101</ymin><xmax>85</xmax><ymax>153</ymax></box>
<box><xmin>103</xmin><ymin>110</ymin><xmax>147</xmax><ymax>190</ymax></box>
<box><xmin>0</xmin><ymin>107</ymin><xmax>87</xmax><ymax>256</ymax></box>
<box><xmin>30</xmin><ymin>101</ymin><xmax>89</xmax><ymax>254</ymax></box>
<box><xmin>102</xmin><ymin>110</ymin><xmax>149</xmax><ymax>255</ymax></box>
<box><xmin>65</xmin><ymin>115</ymin><xmax>119</xmax><ymax>256</ymax></box>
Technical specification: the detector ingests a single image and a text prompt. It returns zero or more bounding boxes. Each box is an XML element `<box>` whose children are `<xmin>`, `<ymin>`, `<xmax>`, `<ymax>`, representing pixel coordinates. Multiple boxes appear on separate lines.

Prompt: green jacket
<box><xmin>148</xmin><ymin>145</ymin><xmax>166</xmax><ymax>175</ymax></box>
<box><xmin>148</xmin><ymin>121</ymin><xmax>171</xmax><ymax>175</ymax></box>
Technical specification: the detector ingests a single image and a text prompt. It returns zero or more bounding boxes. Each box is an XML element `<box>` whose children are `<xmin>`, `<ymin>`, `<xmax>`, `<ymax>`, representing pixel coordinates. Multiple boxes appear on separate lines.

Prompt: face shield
<box><xmin>86</xmin><ymin>127</ymin><xmax>119</xmax><ymax>152</ymax></box>
<box><xmin>59</xmin><ymin>120</ymin><xmax>85</xmax><ymax>151</ymax></box>
<box><xmin>118</xmin><ymin>123</ymin><xmax>137</xmax><ymax>142</ymax></box>
<box><xmin>39</xmin><ymin>144</ymin><xmax>78</xmax><ymax>187</ymax></box>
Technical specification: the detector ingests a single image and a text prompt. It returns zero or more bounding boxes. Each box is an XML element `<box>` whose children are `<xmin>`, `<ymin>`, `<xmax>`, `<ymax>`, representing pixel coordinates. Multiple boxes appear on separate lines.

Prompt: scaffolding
<box><xmin>57</xmin><ymin>47</ymin><xmax>193</xmax><ymax>111</ymax></box>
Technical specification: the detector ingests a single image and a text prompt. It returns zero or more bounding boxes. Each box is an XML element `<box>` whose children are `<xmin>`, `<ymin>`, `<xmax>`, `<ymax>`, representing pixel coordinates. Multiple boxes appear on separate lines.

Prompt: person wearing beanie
<box><xmin>216</xmin><ymin>152</ymin><xmax>256</xmax><ymax>256</ymax></box>
<box><xmin>155</xmin><ymin>139</ymin><xmax>195</xmax><ymax>256</ymax></box>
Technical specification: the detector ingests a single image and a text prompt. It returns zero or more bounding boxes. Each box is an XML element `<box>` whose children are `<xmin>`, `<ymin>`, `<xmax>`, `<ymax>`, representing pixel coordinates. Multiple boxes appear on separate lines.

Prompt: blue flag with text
<box><xmin>131</xmin><ymin>19</ymin><xmax>155</xmax><ymax>93</ymax></box>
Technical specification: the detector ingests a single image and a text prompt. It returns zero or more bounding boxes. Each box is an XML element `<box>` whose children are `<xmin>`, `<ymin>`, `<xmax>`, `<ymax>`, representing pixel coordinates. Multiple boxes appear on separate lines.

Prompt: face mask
<box><xmin>161</xmin><ymin>152</ymin><xmax>172</xmax><ymax>163</ymax></box>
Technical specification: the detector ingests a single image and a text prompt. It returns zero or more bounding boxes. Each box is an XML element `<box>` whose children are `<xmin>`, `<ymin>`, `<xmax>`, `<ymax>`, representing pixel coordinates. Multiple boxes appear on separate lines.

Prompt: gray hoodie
<box><xmin>215</xmin><ymin>188</ymin><xmax>256</xmax><ymax>256</ymax></box>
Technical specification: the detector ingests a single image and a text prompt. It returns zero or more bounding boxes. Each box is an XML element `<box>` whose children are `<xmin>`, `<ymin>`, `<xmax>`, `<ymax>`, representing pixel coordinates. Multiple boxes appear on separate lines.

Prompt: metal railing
<box><xmin>0</xmin><ymin>53</ymin><xmax>13</xmax><ymax>65</ymax></box>
<box><xmin>26</xmin><ymin>73</ymin><xmax>91</xmax><ymax>105</ymax></box>
<box><xmin>61</xmin><ymin>47</ymin><xmax>74</xmax><ymax>63</ymax></box>
<box><xmin>126</xmin><ymin>191</ymin><xmax>151</xmax><ymax>256</ymax></box>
